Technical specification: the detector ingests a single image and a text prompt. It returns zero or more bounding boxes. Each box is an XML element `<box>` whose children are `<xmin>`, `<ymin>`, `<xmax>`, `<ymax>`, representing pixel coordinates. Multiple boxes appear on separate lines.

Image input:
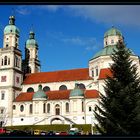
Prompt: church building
<box><xmin>0</xmin><ymin>16</ymin><xmax>139</xmax><ymax>127</ymax></box>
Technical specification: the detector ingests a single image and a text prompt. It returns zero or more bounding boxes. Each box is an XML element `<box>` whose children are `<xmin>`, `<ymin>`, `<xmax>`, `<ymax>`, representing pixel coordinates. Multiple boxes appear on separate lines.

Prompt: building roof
<box><xmin>14</xmin><ymin>89</ymin><xmax>99</xmax><ymax>102</ymax></box>
<box><xmin>98</xmin><ymin>68</ymin><xmax>113</xmax><ymax>80</ymax></box>
<box><xmin>4</xmin><ymin>16</ymin><xmax>20</xmax><ymax>36</ymax></box>
<box><xmin>70</xmin><ymin>83</ymin><xmax>84</xmax><ymax>97</ymax></box>
<box><xmin>33</xmin><ymin>85</ymin><xmax>48</xmax><ymax>99</ymax></box>
<box><xmin>104</xmin><ymin>26</ymin><xmax>122</xmax><ymax>38</ymax></box>
<box><xmin>23</xmin><ymin>68</ymin><xmax>93</xmax><ymax>85</ymax></box>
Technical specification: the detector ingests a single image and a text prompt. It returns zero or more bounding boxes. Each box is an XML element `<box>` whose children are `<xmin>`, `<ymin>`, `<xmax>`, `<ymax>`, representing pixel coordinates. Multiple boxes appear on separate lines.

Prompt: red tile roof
<box><xmin>14</xmin><ymin>90</ymin><xmax>99</xmax><ymax>102</ymax></box>
<box><xmin>23</xmin><ymin>68</ymin><xmax>93</xmax><ymax>85</ymax></box>
<box><xmin>98</xmin><ymin>68</ymin><xmax>113</xmax><ymax>80</ymax></box>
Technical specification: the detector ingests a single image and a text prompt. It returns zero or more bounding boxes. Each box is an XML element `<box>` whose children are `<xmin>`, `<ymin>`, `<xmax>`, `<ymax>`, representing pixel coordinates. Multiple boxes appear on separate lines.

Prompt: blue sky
<box><xmin>0</xmin><ymin>5</ymin><xmax>140</xmax><ymax>72</ymax></box>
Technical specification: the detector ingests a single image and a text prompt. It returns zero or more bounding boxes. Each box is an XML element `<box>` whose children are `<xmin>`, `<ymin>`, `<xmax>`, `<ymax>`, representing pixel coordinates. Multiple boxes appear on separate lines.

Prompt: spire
<box><xmin>9</xmin><ymin>16</ymin><xmax>15</xmax><ymax>25</ymax></box>
<box><xmin>29</xmin><ymin>24</ymin><xmax>35</xmax><ymax>39</ymax></box>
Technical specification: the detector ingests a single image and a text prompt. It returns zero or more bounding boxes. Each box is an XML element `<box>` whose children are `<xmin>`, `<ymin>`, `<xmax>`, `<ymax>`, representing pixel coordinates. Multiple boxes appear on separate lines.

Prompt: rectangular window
<box><xmin>1</xmin><ymin>76</ymin><xmax>6</xmax><ymax>82</ymax></box>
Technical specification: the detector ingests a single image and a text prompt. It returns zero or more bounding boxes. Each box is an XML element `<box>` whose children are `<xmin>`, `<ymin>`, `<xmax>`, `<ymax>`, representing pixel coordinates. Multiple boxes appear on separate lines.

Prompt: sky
<box><xmin>0</xmin><ymin>5</ymin><xmax>140</xmax><ymax>72</ymax></box>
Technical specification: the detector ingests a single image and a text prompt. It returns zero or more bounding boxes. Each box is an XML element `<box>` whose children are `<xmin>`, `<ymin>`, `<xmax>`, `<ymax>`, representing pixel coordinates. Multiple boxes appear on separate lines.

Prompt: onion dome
<box><xmin>4</xmin><ymin>16</ymin><xmax>20</xmax><ymax>36</ymax></box>
<box><xmin>104</xmin><ymin>26</ymin><xmax>122</xmax><ymax>38</ymax></box>
<box><xmin>70</xmin><ymin>83</ymin><xmax>84</xmax><ymax>97</ymax></box>
<box><xmin>90</xmin><ymin>45</ymin><xmax>135</xmax><ymax>60</ymax></box>
<box><xmin>26</xmin><ymin>31</ymin><xmax>38</xmax><ymax>48</ymax></box>
<box><xmin>33</xmin><ymin>85</ymin><xmax>47</xmax><ymax>100</ymax></box>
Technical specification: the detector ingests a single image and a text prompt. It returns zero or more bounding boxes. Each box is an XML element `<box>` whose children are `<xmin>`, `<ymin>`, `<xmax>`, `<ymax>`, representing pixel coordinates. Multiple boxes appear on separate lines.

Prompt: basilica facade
<box><xmin>0</xmin><ymin>16</ymin><xmax>140</xmax><ymax>127</ymax></box>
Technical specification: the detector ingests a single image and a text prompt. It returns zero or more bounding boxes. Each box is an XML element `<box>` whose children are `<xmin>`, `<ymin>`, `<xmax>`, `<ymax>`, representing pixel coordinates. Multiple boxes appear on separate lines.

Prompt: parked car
<box><xmin>55</xmin><ymin>132</ymin><xmax>60</xmax><ymax>135</ymax></box>
<box><xmin>47</xmin><ymin>131</ymin><xmax>55</xmax><ymax>135</ymax></box>
<box><xmin>0</xmin><ymin>127</ymin><xmax>6</xmax><ymax>135</ymax></box>
<box><xmin>59</xmin><ymin>131</ymin><xmax>68</xmax><ymax>135</ymax></box>
<box><xmin>9</xmin><ymin>130</ymin><xmax>29</xmax><ymax>136</ymax></box>
<box><xmin>40</xmin><ymin>131</ymin><xmax>47</xmax><ymax>135</ymax></box>
<box><xmin>69</xmin><ymin>128</ymin><xmax>80</xmax><ymax>135</ymax></box>
<box><xmin>34</xmin><ymin>129</ymin><xmax>41</xmax><ymax>135</ymax></box>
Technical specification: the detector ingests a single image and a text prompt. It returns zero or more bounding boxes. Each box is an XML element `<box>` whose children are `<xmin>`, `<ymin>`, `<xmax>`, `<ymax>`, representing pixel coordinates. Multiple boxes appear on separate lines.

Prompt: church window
<box><xmin>20</xmin><ymin>105</ymin><xmax>24</xmax><ymax>112</ymax></box>
<box><xmin>95</xmin><ymin>67</ymin><xmax>98</xmax><ymax>76</ymax></box>
<box><xmin>82</xmin><ymin>101</ymin><xmax>84</xmax><ymax>112</ymax></box>
<box><xmin>10</xmin><ymin>30</ymin><xmax>12</xmax><ymax>33</ymax></box>
<box><xmin>0</xmin><ymin>109</ymin><xmax>4</xmax><ymax>114</ymax></box>
<box><xmin>15</xmin><ymin>43</ymin><xmax>18</xmax><ymax>48</ymax></box>
<box><xmin>95</xmin><ymin>106</ymin><xmax>97</xmax><ymax>111</ymax></box>
<box><xmin>92</xmin><ymin>70</ymin><xmax>94</xmax><ymax>77</ymax></box>
<box><xmin>8</xmin><ymin>58</ymin><xmax>10</xmax><ymax>65</ymax></box>
<box><xmin>13</xmin><ymin>105</ymin><xmax>16</xmax><ymax>110</ymax></box>
<box><xmin>55</xmin><ymin>104</ymin><xmax>60</xmax><ymax>115</ymax></box>
<box><xmin>79</xmin><ymin>83</ymin><xmax>86</xmax><ymax>89</ymax></box>
<box><xmin>47</xmin><ymin>103</ymin><xmax>50</xmax><ymax>113</ymax></box>
<box><xmin>6</xmin><ymin>44</ymin><xmax>8</xmax><ymax>48</ymax></box>
<box><xmin>89</xmin><ymin>106</ymin><xmax>92</xmax><ymax>112</ymax></box>
<box><xmin>6</xmin><ymin>38</ymin><xmax>8</xmax><ymax>40</ymax></box>
<box><xmin>106</xmin><ymin>41</ymin><xmax>107</xmax><ymax>45</ymax></box>
<box><xmin>4</xmin><ymin>56</ymin><xmax>7</xmax><ymax>65</ymax></box>
<box><xmin>27</xmin><ymin>87</ymin><xmax>34</xmax><ymax>93</ymax></box>
<box><xmin>29</xmin><ymin>104</ymin><xmax>33</xmax><ymax>114</ymax></box>
<box><xmin>21</xmin><ymin>118</ymin><xmax>24</xmax><ymax>121</ymax></box>
<box><xmin>43</xmin><ymin>103</ymin><xmax>46</xmax><ymax>113</ymax></box>
<box><xmin>43</xmin><ymin>86</ymin><xmax>50</xmax><ymax>92</ymax></box>
<box><xmin>1</xmin><ymin>59</ymin><xmax>3</xmax><ymax>66</ymax></box>
<box><xmin>1</xmin><ymin>93</ymin><xmax>5</xmax><ymax>100</ymax></box>
<box><xmin>66</xmin><ymin>103</ymin><xmax>69</xmax><ymax>113</ymax></box>
<box><xmin>59</xmin><ymin>85</ymin><xmax>67</xmax><ymax>90</ymax></box>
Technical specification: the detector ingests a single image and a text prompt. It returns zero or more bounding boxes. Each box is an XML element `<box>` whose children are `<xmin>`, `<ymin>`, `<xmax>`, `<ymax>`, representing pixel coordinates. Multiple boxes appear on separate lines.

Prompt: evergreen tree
<box><xmin>94</xmin><ymin>41</ymin><xmax>140</xmax><ymax>135</ymax></box>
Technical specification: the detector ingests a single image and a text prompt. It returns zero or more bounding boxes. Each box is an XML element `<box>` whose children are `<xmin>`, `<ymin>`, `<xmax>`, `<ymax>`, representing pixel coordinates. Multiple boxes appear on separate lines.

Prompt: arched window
<box><xmin>1</xmin><ymin>93</ymin><xmax>5</xmax><ymax>100</ymax></box>
<box><xmin>27</xmin><ymin>66</ymin><xmax>31</xmax><ymax>74</ymax></box>
<box><xmin>66</xmin><ymin>103</ymin><xmax>69</xmax><ymax>113</ymax></box>
<box><xmin>8</xmin><ymin>58</ymin><xmax>10</xmax><ymax>65</ymax></box>
<box><xmin>89</xmin><ymin>106</ymin><xmax>92</xmax><ymax>112</ymax></box>
<box><xmin>4</xmin><ymin>56</ymin><xmax>7</xmax><ymax>65</ymax></box>
<box><xmin>82</xmin><ymin>101</ymin><xmax>84</xmax><ymax>112</ymax></box>
<box><xmin>27</xmin><ymin>87</ymin><xmax>34</xmax><ymax>92</ymax></box>
<box><xmin>79</xmin><ymin>83</ymin><xmax>86</xmax><ymax>89</ymax></box>
<box><xmin>92</xmin><ymin>70</ymin><xmax>94</xmax><ymax>77</ymax></box>
<box><xmin>43</xmin><ymin>86</ymin><xmax>50</xmax><ymax>92</ymax></box>
<box><xmin>47</xmin><ymin>103</ymin><xmax>50</xmax><ymax>113</ymax></box>
<box><xmin>15</xmin><ymin>56</ymin><xmax>18</xmax><ymax>67</ymax></box>
<box><xmin>29</xmin><ymin>104</ymin><xmax>32</xmax><ymax>114</ymax></box>
<box><xmin>13</xmin><ymin>105</ymin><xmax>16</xmax><ymax>110</ymax></box>
<box><xmin>1</xmin><ymin>59</ymin><xmax>3</xmax><ymax>66</ymax></box>
<box><xmin>20</xmin><ymin>105</ymin><xmax>24</xmax><ymax>112</ymax></box>
<box><xmin>95</xmin><ymin>67</ymin><xmax>98</xmax><ymax>76</ymax></box>
<box><xmin>59</xmin><ymin>85</ymin><xmax>67</xmax><ymax>90</ymax></box>
<box><xmin>55</xmin><ymin>104</ymin><xmax>60</xmax><ymax>115</ymax></box>
<box><xmin>43</xmin><ymin>103</ymin><xmax>46</xmax><ymax>113</ymax></box>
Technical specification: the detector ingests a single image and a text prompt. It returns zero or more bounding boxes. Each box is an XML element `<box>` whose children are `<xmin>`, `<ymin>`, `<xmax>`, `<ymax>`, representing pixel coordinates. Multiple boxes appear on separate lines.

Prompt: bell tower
<box><xmin>0</xmin><ymin>16</ymin><xmax>23</xmax><ymax>126</ymax></box>
<box><xmin>24</xmin><ymin>31</ymin><xmax>41</xmax><ymax>74</ymax></box>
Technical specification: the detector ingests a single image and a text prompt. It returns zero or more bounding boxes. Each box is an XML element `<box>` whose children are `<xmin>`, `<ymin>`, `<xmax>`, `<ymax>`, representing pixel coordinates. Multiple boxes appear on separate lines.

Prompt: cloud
<box><xmin>46</xmin><ymin>31</ymin><xmax>100</xmax><ymax>50</ymax></box>
<box><xmin>16</xmin><ymin>6</ymin><xmax>30</xmax><ymax>15</ymax></box>
<box><xmin>34</xmin><ymin>5</ymin><xmax>140</xmax><ymax>27</ymax></box>
<box><xmin>67</xmin><ymin>5</ymin><xmax>140</xmax><ymax>27</ymax></box>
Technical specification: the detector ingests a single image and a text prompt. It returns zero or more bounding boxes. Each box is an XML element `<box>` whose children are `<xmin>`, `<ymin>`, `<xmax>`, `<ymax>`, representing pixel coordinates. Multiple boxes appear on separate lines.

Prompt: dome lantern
<box><xmin>9</xmin><ymin>16</ymin><xmax>15</xmax><ymax>25</ymax></box>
